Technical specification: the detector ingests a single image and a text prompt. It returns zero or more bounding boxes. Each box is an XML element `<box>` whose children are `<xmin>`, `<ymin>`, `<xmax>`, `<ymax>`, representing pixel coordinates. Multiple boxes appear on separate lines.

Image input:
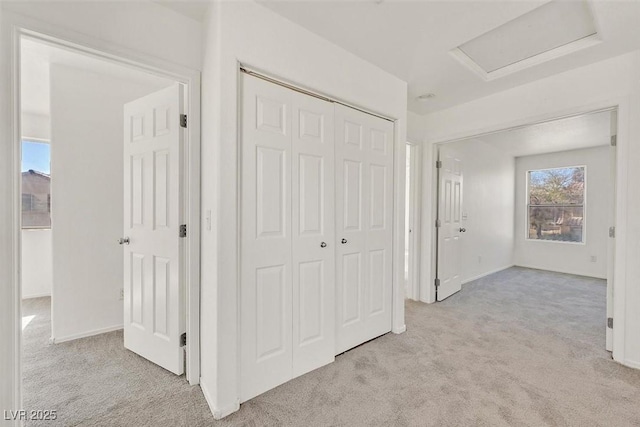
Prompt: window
<box><xmin>21</xmin><ymin>140</ymin><xmax>51</xmax><ymax>229</ymax></box>
<box><xmin>527</xmin><ymin>166</ymin><xmax>585</xmax><ymax>243</ymax></box>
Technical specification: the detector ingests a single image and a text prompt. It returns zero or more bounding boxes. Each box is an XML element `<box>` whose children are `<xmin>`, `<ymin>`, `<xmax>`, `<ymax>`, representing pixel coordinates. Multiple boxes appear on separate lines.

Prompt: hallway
<box><xmin>21</xmin><ymin>268</ymin><xmax>640</xmax><ymax>426</ymax></box>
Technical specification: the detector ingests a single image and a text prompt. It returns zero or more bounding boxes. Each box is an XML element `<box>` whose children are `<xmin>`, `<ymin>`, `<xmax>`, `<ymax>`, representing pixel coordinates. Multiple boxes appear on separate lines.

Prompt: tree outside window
<box><xmin>527</xmin><ymin>166</ymin><xmax>585</xmax><ymax>243</ymax></box>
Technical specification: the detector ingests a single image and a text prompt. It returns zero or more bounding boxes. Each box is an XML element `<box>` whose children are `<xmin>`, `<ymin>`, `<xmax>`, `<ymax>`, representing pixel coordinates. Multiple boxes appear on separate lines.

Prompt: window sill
<box><xmin>525</xmin><ymin>238</ymin><xmax>586</xmax><ymax>246</ymax></box>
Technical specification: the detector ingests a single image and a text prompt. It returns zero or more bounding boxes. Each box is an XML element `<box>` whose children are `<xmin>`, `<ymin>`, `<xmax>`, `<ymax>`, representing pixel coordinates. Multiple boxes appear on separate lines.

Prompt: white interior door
<box><xmin>240</xmin><ymin>74</ymin><xmax>336</xmax><ymax>401</ymax></box>
<box><xmin>123</xmin><ymin>84</ymin><xmax>185</xmax><ymax>375</ymax></box>
<box><xmin>240</xmin><ymin>75</ymin><xmax>293</xmax><ymax>401</ymax></box>
<box><xmin>291</xmin><ymin>91</ymin><xmax>336</xmax><ymax>377</ymax></box>
<box><xmin>436</xmin><ymin>149</ymin><xmax>463</xmax><ymax>301</ymax></box>
<box><xmin>335</xmin><ymin>104</ymin><xmax>394</xmax><ymax>354</ymax></box>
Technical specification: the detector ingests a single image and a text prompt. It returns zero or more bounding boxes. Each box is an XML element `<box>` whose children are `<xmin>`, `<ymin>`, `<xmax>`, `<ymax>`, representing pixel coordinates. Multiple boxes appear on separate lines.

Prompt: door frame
<box><xmin>9</xmin><ymin>18</ymin><xmax>202</xmax><ymax>410</ymax></box>
<box><xmin>424</xmin><ymin>103</ymin><xmax>623</xmax><ymax>357</ymax></box>
<box><xmin>404</xmin><ymin>141</ymin><xmax>422</xmax><ymax>301</ymax></box>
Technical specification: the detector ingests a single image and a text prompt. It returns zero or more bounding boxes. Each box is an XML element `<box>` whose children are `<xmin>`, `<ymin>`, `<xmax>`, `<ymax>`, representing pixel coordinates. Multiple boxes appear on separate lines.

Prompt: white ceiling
<box><xmin>153</xmin><ymin>0</ymin><xmax>210</xmax><ymax>21</ymax></box>
<box><xmin>21</xmin><ymin>37</ymin><xmax>174</xmax><ymax>117</ymax></box>
<box><xmin>468</xmin><ymin>110</ymin><xmax>612</xmax><ymax>158</ymax></box>
<box><xmin>259</xmin><ymin>0</ymin><xmax>640</xmax><ymax>114</ymax></box>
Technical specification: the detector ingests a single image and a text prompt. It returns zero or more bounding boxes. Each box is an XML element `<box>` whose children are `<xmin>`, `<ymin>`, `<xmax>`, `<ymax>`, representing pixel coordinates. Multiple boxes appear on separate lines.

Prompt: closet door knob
<box><xmin>320</xmin><ymin>242</ymin><xmax>327</xmax><ymax>248</ymax></box>
<box><xmin>341</xmin><ymin>238</ymin><xmax>347</xmax><ymax>244</ymax></box>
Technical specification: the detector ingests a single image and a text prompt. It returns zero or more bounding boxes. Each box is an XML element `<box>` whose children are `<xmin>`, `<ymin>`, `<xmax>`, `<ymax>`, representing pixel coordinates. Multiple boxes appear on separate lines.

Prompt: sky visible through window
<box><xmin>22</xmin><ymin>140</ymin><xmax>50</xmax><ymax>174</ymax></box>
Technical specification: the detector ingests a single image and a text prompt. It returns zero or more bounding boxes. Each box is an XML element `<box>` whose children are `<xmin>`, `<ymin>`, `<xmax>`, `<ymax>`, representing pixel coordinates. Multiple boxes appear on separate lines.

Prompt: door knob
<box><xmin>118</xmin><ymin>237</ymin><xmax>130</xmax><ymax>245</ymax></box>
<box><xmin>320</xmin><ymin>242</ymin><xmax>327</xmax><ymax>248</ymax></box>
<box><xmin>341</xmin><ymin>238</ymin><xmax>348</xmax><ymax>244</ymax></box>
<box><xmin>459</xmin><ymin>228</ymin><xmax>466</xmax><ymax>233</ymax></box>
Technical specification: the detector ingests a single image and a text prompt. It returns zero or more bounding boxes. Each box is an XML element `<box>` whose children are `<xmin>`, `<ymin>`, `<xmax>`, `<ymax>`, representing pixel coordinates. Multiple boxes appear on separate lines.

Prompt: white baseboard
<box><xmin>52</xmin><ymin>324</ymin><xmax>123</xmax><ymax>344</ymax></box>
<box><xmin>21</xmin><ymin>292</ymin><xmax>51</xmax><ymax>299</ymax></box>
<box><xmin>392</xmin><ymin>325</ymin><xmax>406</xmax><ymax>334</ymax></box>
<box><xmin>619</xmin><ymin>359</ymin><xmax>640</xmax><ymax>370</ymax></box>
<box><xmin>462</xmin><ymin>264</ymin><xmax>514</xmax><ymax>284</ymax></box>
<box><xmin>200</xmin><ymin>378</ymin><xmax>240</xmax><ymax>420</ymax></box>
<box><xmin>514</xmin><ymin>263</ymin><xmax>606</xmax><ymax>280</ymax></box>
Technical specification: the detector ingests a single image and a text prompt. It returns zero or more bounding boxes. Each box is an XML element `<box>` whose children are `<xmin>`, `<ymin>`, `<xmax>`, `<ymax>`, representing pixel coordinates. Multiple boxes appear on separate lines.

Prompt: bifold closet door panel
<box><xmin>291</xmin><ymin>91</ymin><xmax>336</xmax><ymax>377</ymax></box>
<box><xmin>335</xmin><ymin>104</ymin><xmax>394</xmax><ymax>355</ymax></box>
<box><xmin>240</xmin><ymin>74</ymin><xmax>294</xmax><ymax>402</ymax></box>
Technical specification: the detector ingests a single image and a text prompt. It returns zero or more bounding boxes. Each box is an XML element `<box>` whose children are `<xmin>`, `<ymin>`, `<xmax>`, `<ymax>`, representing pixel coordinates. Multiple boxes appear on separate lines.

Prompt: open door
<box><xmin>606</xmin><ymin>110</ymin><xmax>617</xmax><ymax>352</ymax></box>
<box><xmin>122</xmin><ymin>84</ymin><xmax>185</xmax><ymax>374</ymax></box>
<box><xmin>436</xmin><ymin>148</ymin><xmax>464</xmax><ymax>301</ymax></box>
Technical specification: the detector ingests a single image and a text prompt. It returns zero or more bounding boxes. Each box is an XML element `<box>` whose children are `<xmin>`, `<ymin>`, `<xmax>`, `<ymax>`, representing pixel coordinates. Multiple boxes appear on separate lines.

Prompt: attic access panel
<box><xmin>451</xmin><ymin>0</ymin><xmax>600</xmax><ymax>80</ymax></box>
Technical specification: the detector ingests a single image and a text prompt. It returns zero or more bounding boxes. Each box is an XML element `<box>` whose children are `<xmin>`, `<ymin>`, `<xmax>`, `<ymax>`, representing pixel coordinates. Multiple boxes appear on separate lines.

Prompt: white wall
<box><xmin>407</xmin><ymin>110</ymin><xmax>425</xmax><ymax>143</ymax></box>
<box><xmin>441</xmin><ymin>139</ymin><xmax>515</xmax><ymax>284</ymax></box>
<box><xmin>3</xmin><ymin>2</ymin><xmax>202</xmax><ymax>71</ymax></box>
<box><xmin>412</xmin><ymin>50</ymin><xmax>640</xmax><ymax>370</ymax></box>
<box><xmin>21</xmin><ymin>230</ymin><xmax>52</xmax><ymax>299</ymax></box>
<box><xmin>514</xmin><ymin>147</ymin><xmax>610</xmax><ymax>279</ymax></box>
<box><xmin>0</xmin><ymin>3</ymin><xmax>202</xmax><ymax>419</ymax></box>
<box><xmin>49</xmin><ymin>64</ymin><xmax>169</xmax><ymax>342</ymax></box>
<box><xmin>200</xmin><ymin>1</ymin><xmax>407</xmax><ymax>418</ymax></box>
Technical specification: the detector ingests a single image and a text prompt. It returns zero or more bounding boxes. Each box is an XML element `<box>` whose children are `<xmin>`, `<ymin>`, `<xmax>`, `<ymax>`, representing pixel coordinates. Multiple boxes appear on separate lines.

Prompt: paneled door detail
<box><xmin>123</xmin><ymin>84</ymin><xmax>184</xmax><ymax>374</ymax></box>
<box><xmin>335</xmin><ymin>104</ymin><xmax>394</xmax><ymax>354</ymax></box>
<box><xmin>241</xmin><ymin>75</ymin><xmax>293</xmax><ymax>402</ymax></box>
<box><xmin>240</xmin><ymin>74</ymin><xmax>337</xmax><ymax>401</ymax></box>
<box><xmin>291</xmin><ymin>91</ymin><xmax>335</xmax><ymax>378</ymax></box>
<box><xmin>436</xmin><ymin>151</ymin><xmax>463</xmax><ymax>301</ymax></box>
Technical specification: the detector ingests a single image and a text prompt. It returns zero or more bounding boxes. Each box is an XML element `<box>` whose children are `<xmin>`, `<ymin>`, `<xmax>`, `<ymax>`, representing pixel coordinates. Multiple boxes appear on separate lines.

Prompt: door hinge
<box><xmin>435</xmin><ymin>278</ymin><xmax>440</xmax><ymax>288</ymax></box>
<box><xmin>609</xmin><ymin>226</ymin><xmax>615</xmax><ymax>238</ymax></box>
<box><xmin>436</xmin><ymin>160</ymin><xmax>442</xmax><ymax>169</ymax></box>
<box><xmin>435</xmin><ymin>219</ymin><xmax>442</xmax><ymax>228</ymax></box>
<box><xmin>179</xmin><ymin>224</ymin><xmax>187</xmax><ymax>238</ymax></box>
<box><xmin>180</xmin><ymin>332</ymin><xmax>187</xmax><ymax>346</ymax></box>
<box><xmin>180</xmin><ymin>114</ymin><xmax>188</xmax><ymax>128</ymax></box>
<box><xmin>607</xmin><ymin>317</ymin><xmax>613</xmax><ymax>329</ymax></box>
<box><xmin>611</xmin><ymin>135</ymin><xmax>617</xmax><ymax>147</ymax></box>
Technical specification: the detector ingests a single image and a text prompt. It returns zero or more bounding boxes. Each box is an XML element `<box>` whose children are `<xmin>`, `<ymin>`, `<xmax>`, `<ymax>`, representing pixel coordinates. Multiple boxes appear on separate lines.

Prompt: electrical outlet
<box><xmin>120</xmin><ymin>288</ymin><xmax>124</xmax><ymax>300</ymax></box>
<box><xmin>478</xmin><ymin>256</ymin><xmax>482</xmax><ymax>263</ymax></box>
<box><xmin>590</xmin><ymin>256</ymin><xmax>597</xmax><ymax>263</ymax></box>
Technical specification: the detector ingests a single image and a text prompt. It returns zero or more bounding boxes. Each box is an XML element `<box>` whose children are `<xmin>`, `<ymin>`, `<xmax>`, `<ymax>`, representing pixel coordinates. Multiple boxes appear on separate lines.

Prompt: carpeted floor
<box><xmin>22</xmin><ymin>267</ymin><xmax>640</xmax><ymax>426</ymax></box>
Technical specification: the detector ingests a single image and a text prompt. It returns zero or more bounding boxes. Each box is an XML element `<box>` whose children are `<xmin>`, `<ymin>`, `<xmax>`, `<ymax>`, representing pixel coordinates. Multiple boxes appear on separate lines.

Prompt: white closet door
<box><xmin>240</xmin><ymin>74</ymin><xmax>337</xmax><ymax>400</ymax></box>
<box><xmin>291</xmin><ymin>91</ymin><xmax>336</xmax><ymax>377</ymax></box>
<box><xmin>335</xmin><ymin>104</ymin><xmax>394</xmax><ymax>354</ymax></box>
<box><xmin>241</xmin><ymin>75</ymin><xmax>293</xmax><ymax>401</ymax></box>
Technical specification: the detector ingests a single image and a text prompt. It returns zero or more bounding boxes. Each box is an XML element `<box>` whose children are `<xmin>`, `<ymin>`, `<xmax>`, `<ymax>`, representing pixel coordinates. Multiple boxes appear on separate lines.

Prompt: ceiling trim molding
<box><xmin>450</xmin><ymin>33</ymin><xmax>603</xmax><ymax>82</ymax></box>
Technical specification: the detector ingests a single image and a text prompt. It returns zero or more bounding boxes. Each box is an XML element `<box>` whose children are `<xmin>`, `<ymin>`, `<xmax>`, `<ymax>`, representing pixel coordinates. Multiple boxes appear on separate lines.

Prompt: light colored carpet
<box><xmin>22</xmin><ymin>267</ymin><xmax>640</xmax><ymax>426</ymax></box>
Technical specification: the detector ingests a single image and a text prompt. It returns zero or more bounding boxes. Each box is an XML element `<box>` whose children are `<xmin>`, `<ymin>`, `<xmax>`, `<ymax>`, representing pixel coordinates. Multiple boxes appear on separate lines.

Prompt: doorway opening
<box><xmin>404</xmin><ymin>142</ymin><xmax>421</xmax><ymax>300</ymax></box>
<box><xmin>433</xmin><ymin>108</ymin><xmax>617</xmax><ymax>352</ymax></box>
<box><xmin>16</xmin><ymin>31</ymin><xmax>202</xmax><ymax>424</ymax></box>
